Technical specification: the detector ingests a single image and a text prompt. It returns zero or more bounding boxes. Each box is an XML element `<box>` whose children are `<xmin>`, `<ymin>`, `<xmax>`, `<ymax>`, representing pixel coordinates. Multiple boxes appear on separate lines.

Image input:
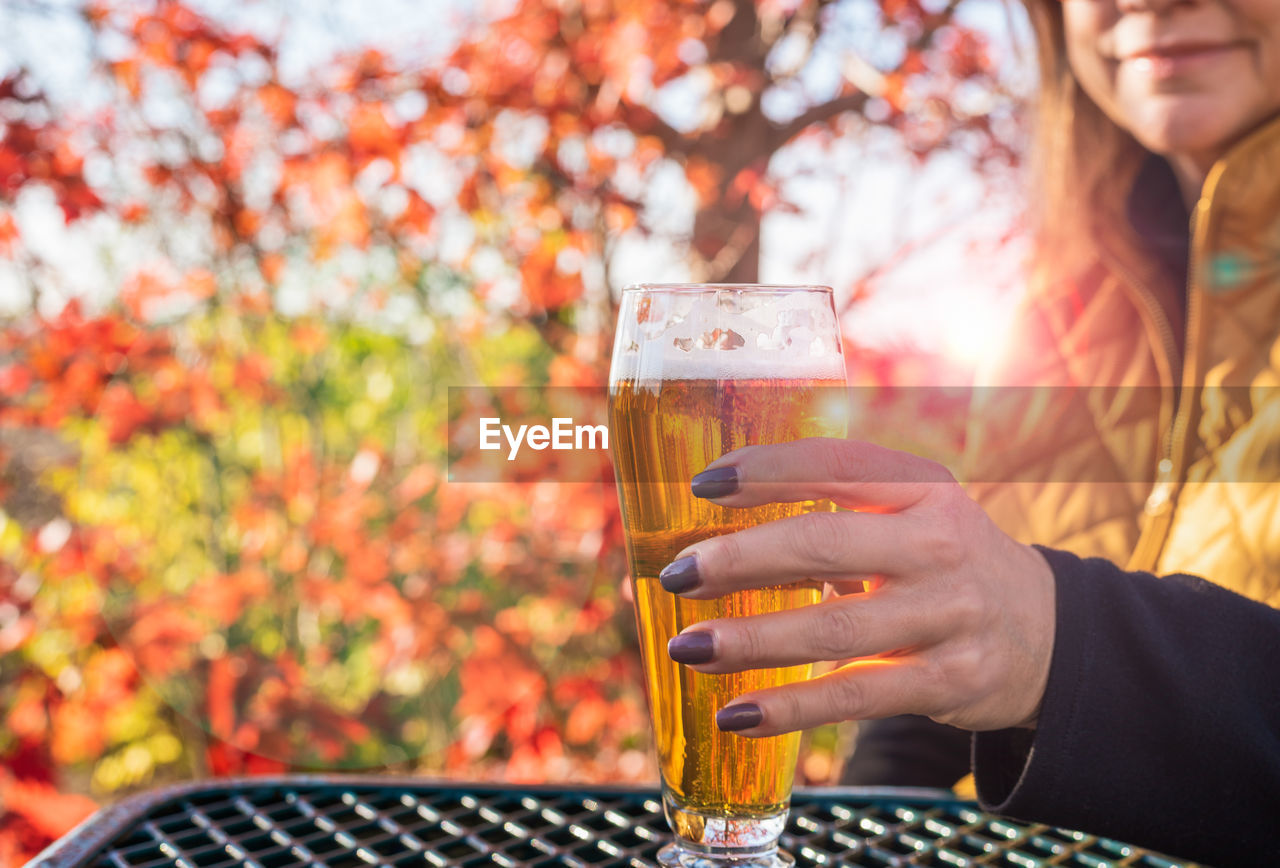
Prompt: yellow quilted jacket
<box><xmin>965</xmin><ymin>115</ymin><xmax>1280</xmax><ymax>606</ymax></box>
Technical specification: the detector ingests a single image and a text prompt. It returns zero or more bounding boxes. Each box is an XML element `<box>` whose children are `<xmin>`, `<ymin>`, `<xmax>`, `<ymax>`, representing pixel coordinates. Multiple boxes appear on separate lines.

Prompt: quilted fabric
<box><xmin>965</xmin><ymin>116</ymin><xmax>1280</xmax><ymax>608</ymax></box>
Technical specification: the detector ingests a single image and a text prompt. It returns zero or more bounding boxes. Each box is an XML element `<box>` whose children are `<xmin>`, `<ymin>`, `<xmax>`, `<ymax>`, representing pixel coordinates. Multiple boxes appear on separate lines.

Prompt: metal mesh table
<box><xmin>32</xmin><ymin>777</ymin><xmax>1198</xmax><ymax>868</ymax></box>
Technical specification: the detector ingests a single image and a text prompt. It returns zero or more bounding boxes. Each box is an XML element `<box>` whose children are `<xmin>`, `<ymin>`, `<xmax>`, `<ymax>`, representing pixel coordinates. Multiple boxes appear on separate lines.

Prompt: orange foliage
<box><xmin>0</xmin><ymin>211</ymin><xmax>18</xmax><ymax>254</ymax></box>
<box><xmin>348</xmin><ymin>103</ymin><xmax>402</xmax><ymax>167</ymax></box>
<box><xmin>0</xmin><ymin>776</ymin><xmax>97</xmax><ymax>860</ymax></box>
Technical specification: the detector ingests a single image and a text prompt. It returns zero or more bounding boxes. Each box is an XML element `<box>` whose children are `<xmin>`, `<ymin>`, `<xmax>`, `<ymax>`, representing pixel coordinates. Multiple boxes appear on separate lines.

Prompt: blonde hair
<box><xmin>1021</xmin><ymin>0</ymin><xmax>1147</xmax><ymax>283</ymax></box>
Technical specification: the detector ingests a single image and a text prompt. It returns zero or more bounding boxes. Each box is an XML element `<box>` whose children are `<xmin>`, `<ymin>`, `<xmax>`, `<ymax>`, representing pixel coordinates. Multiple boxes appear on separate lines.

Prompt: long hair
<box><xmin>1021</xmin><ymin>0</ymin><xmax>1148</xmax><ymax>284</ymax></box>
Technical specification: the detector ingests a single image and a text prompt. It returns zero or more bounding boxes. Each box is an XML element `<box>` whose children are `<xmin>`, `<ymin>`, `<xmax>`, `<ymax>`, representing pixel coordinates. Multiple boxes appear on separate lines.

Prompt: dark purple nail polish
<box><xmin>668</xmin><ymin>631</ymin><xmax>715</xmax><ymax>665</ymax></box>
<box><xmin>659</xmin><ymin>556</ymin><xmax>700</xmax><ymax>594</ymax></box>
<box><xmin>716</xmin><ymin>703</ymin><xmax>763</xmax><ymax>732</ymax></box>
<box><xmin>691</xmin><ymin>466</ymin><xmax>739</xmax><ymax>499</ymax></box>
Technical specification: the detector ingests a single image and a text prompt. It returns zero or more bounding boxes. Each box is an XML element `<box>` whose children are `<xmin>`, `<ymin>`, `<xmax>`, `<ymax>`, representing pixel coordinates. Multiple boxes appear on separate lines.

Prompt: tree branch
<box><xmin>616</xmin><ymin>103</ymin><xmax>689</xmax><ymax>158</ymax></box>
<box><xmin>768</xmin><ymin>90</ymin><xmax>869</xmax><ymax>151</ymax></box>
<box><xmin>765</xmin><ymin>0</ymin><xmax>839</xmax><ymax>87</ymax></box>
<box><xmin>767</xmin><ymin>0</ymin><xmax>965</xmax><ymax>153</ymax></box>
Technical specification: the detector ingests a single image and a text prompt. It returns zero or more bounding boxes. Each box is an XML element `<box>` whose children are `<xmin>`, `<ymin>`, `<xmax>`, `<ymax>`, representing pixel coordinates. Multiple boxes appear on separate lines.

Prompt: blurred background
<box><xmin>0</xmin><ymin>0</ymin><xmax>1032</xmax><ymax>860</ymax></box>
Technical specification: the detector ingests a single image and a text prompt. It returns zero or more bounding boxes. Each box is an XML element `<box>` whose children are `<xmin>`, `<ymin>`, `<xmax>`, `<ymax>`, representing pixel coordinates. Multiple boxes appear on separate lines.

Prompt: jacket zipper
<box><xmin>1126</xmin><ymin>202</ymin><xmax>1207</xmax><ymax>572</ymax></box>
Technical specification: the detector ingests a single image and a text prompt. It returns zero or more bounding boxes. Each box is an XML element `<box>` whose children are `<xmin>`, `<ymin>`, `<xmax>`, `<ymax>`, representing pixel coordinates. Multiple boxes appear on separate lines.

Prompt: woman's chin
<box><xmin>1131</xmin><ymin>110</ymin><xmax>1228</xmax><ymax>165</ymax></box>
<box><xmin>1123</xmin><ymin>95</ymin><xmax>1265</xmax><ymax>168</ymax></box>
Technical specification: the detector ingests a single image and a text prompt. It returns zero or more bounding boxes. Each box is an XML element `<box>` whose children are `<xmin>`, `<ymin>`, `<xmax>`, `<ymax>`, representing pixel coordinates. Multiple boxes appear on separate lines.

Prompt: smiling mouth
<box><xmin>1133</xmin><ymin>42</ymin><xmax>1233</xmax><ymax>57</ymax></box>
<box><xmin>1118</xmin><ymin>40</ymin><xmax>1247</xmax><ymax>77</ymax></box>
<box><xmin>1121</xmin><ymin>40</ymin><xmax>1247</xmax><ymax>62</ymax></box>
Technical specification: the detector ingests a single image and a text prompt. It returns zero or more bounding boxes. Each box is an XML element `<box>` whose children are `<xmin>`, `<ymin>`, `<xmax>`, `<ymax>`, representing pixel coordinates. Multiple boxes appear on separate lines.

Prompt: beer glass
<box><xmin>607</xmin><ymin>284</ymin><xmax>848</xmax><ymax>867</ymax></box>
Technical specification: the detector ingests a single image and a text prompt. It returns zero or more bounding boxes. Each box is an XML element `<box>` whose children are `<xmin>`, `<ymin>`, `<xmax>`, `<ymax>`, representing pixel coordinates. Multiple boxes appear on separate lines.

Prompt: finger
<box><xmin>713</xmin><ymin>657</ymin><xmax>945</xmax><ymax>738</ymax></box>
<box><xmin>691</xmin><ymin>438</ymin><xmax>954</xmax><ymax>511</ymax></box>
<box><xmin>667</xmin><ymin>589</ymin><xmax>941</xmax><ymax>674</ymax></box>
<box><xmin>662</xmin><ymin>510</ymin><xmax>924</xmax><ymax>598</ymax></box>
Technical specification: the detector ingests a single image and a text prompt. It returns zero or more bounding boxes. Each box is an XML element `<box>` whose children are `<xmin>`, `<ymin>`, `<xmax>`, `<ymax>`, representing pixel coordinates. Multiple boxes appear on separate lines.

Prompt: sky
<box><xmin>0</xmin><ymin>0</ymin><xmax>1035</xmax><ymax>366</ymax></box>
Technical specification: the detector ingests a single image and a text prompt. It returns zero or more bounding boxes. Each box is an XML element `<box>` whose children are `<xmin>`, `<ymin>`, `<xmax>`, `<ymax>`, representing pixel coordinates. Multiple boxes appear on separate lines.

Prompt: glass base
<box><xmin>660</xmin><ymin>795</ymin><xmax>793</xmax><ymax>866</ymax></box>
<box><xmin>657</xmin><ymin>843</ymin><xmax>795</xmax><ymax>868</ymax></box>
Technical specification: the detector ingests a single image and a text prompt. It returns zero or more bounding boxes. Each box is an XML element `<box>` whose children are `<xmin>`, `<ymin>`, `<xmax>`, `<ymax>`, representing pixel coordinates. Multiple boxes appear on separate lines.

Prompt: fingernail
<box><xmin>659</xmin><ymin>556</ymin><xmax>700</xmax><ymax>594</ymax></box>
<box><xmin>716</xmin><ymin>703</ymin><xmax>763</xmax><ymax>732</ymax></box>
<box><xmin>667</xmin><ymin>631</ymin><xmax>715</xmax><ymax>665</ymax></box>
<box><xmin>691</xmin><ymin>466</ymin><xmax>739</xmax><ymax>499</ymax></box>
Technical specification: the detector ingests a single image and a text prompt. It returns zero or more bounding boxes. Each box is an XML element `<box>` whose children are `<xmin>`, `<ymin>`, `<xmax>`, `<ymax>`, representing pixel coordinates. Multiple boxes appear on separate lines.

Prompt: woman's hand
<box><xmin>661</xmin><ymin>437</ymin><xmax>1056</xmax><ymax>736</ymax></box>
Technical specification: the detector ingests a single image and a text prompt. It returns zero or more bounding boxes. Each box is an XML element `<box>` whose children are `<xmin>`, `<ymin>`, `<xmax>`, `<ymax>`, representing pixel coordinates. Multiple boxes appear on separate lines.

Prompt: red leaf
<box><xmin>0</xmin><ymin>211</ymin><xmax>18</xmax><ymax>255</ymax></box>
<box><xmin>0</xmin><ymin>776</ymin><xmax>97</xmax><ymax>840</ymax></box>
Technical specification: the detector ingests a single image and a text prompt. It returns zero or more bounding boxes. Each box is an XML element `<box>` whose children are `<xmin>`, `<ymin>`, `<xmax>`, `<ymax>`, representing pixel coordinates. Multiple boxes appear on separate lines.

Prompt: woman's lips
<box><xmin>1120</xmin><ymin>41</ymin><xmax>1247</xmax><ymax>79</ymax></box>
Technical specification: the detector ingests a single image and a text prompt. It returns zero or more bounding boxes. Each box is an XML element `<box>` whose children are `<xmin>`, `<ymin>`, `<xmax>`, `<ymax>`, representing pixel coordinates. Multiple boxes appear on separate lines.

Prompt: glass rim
<box><xmin>621</xmin><ymin>282</ymin><xmax>832</xmax><ymax>294</ymax></box>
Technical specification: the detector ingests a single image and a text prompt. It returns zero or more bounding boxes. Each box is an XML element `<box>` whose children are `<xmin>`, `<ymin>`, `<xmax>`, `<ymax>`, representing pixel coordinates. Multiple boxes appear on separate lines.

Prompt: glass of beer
<box><xmin>607</xmin><ymin>284</ymin><xmax>847</xmax><ymax>867</ymax></box>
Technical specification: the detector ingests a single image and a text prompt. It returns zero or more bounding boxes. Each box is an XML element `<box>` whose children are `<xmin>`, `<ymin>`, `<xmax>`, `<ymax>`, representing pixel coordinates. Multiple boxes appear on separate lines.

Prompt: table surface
<box><xmin>31</xmin><ymin>776</ymin><xmax>1198</xmax><ymax>868</ymax></box>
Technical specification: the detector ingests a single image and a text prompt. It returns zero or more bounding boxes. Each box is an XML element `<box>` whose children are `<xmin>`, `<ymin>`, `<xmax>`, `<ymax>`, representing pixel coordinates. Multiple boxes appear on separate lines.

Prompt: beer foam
<box><xmin>612</xmin><ymin>287</ymin><xmax>846</xmax><ymax>382</ymax></box>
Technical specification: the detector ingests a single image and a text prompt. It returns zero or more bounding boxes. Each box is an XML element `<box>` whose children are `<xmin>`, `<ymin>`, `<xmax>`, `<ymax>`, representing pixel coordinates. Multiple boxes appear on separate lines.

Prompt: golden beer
<box><xmin>610</xmin><ymin>378</ymin><xmax>845</xmax><ymax>829</ymax></box>
<box><xmin>608</xmin><ymin>284</ymin><xmax>846</xmax><ymax>866</ymax></box>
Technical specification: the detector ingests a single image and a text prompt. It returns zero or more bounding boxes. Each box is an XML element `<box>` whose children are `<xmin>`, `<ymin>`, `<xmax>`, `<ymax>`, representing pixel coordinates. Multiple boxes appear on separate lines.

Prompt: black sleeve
<box><xmin>841</xmin><ymin>714</ymin><xmax>971</xmax><ymax>789</ymax></box>
<box><xmin>972</xmin><ymin>546</ymin><xmax>1280</xmax><ymax>867</ymax></box>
